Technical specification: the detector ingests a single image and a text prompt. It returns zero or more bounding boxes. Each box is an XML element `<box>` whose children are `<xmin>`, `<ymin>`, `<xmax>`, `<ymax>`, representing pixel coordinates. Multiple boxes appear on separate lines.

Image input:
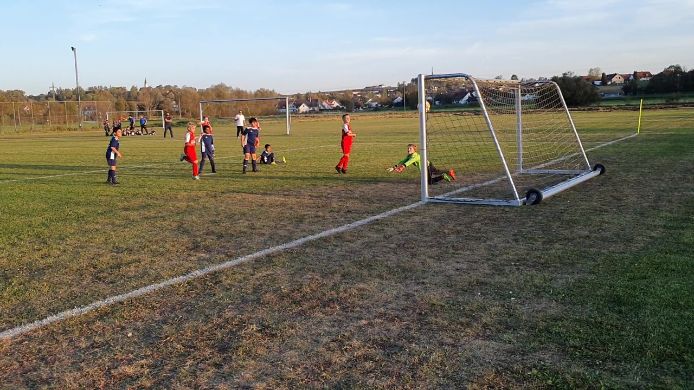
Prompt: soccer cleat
<box><xmin>335</xmin><ymin>166</ymin><xmax>342</xmax><ymax>174</ymax></box>
<box><xmin>193</xmin><ymin>176</ymin><xmax>200</xmax><ymax>180</ymax></box>
<box><xmin>282</xmin><ymin>156</ymin><xmax>287</xmax><ymax>163</ymax></box>
<box><xmin>271</xmin><ymin>161</ymin><xmax>277</xmax><ymax>165</ymax></box>
<box><xmin>443</xmin><ymin>173</ymin><xmax>452</xmax><ymax>182</ymax></box>
<box><xmin>341</xmin><ymin>168</ymin><xmax>347</xmax><ymax>174</ymax></box>
<box><xmin>179</xmin><ymin>154</ymin><xmax>186</xmax><ymax>162</ymax></box>
<box><xmin>448</xmin><ymin>169</ymin><xmax>457</xmax><ymax>181</ymax></box>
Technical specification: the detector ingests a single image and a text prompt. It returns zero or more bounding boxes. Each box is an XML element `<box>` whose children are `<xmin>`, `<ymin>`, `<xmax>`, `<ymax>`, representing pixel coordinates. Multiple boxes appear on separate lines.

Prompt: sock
<box><xmin>252</xmin><ymin>159</ymin><xmax>257</xmax><ymax>172</ymax></box>
<box><xmin>341</xmin><ymin>155</ymin><xmax>350</xmax><ymax>170</ymax></box>
<box><xmin>210</xmin><ymin>159</ymin><xmax>216</xmax><ymax>173</ymax></box>
<box><xmin>193</xmin><ymin>162</ymin><xmax>199</xmax><ymax>176</ymax></box>
<box><xmin>107</xmin><ymin>170</ymin><xmax>114</xmax><ymax>182</ymax></box>
<box><xmin>112</xmin><ymin>172</ymin><xmax>118</xmax><ymax>183</ymax></box>
<box><xmin>243</xmin><ymin>159</ymin><xmax>248</xmax><ymax>173</ymax></box>
<box><xmin>199</xmin><ymin>159</ymin><xmax>205</xmax><ymax>174</ymax></box>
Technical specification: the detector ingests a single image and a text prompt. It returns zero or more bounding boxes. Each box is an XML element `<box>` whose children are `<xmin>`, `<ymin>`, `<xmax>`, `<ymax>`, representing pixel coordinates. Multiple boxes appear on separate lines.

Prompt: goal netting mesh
<box><xmin>106</xmin><ymin>110</ymin><xmax>164</xmax><ymax>130</ymax></box>
<box><xmin>420</xmin><ymin>74</ymin><xmax>600</xmax><ymax>206</ymax></box>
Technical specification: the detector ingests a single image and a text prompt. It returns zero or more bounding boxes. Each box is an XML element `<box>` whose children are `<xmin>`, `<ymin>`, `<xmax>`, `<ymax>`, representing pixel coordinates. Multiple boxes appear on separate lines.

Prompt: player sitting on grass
<box><xmin>387</xmin><ymin>143</ymin><xmax>456</xmax><ymax>184</ymax></box>
<box><xmin>258</xmin><ymin>144</ymin><xmax>286</xmax><ymax>165</ymax></box>
<box><xmin>241</xmin><ymin>117</ymin><xmax>261</xmax><ymax>174</ymax></box>
<box><xmin>198</xmin><ymin>125</ymin><xmax>216</xmax><ymax>175</ymax></box>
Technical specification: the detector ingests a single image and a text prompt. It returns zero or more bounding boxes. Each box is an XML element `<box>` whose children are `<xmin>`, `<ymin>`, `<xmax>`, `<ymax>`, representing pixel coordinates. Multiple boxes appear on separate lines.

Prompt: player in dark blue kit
<box><xmin>106</xmin><ymin>128</ymin><xmax>123</xmax><ymax>185</ymax></box>
<box><xmin>242</xmin><ymin>117</ymin><xmax>261</xmax><ymax>174</ymax></box>
<box><xmin>198</xmin><ymin>125</ymin><xmax>216</xmax><ymax>174</ymax></box>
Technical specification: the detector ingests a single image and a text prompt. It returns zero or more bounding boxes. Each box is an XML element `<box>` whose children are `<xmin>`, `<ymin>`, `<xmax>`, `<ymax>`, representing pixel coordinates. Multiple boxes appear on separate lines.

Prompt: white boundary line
<box><xmin>0</xmin><ymin>201</ymin><xmax>424</xmax><ymax>340</ymax></box>
<box><xmin>0</xmin><ymin>134</ymin><xmax>637</xmax><ymax>340</ymax></box>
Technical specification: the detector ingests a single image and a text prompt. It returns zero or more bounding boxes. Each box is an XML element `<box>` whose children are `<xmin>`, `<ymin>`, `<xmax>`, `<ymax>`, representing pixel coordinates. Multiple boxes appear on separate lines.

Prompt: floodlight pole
<box><xmin>71</xmin><ymin>46</ymin><xmax>82</xmax><ymax>128</ymax></box>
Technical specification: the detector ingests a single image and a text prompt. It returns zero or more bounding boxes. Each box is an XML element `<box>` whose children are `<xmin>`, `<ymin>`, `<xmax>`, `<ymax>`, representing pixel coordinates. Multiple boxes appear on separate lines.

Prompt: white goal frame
<box><xmin>106</xmin><ymin>110</ymin><xmax>165</xmax><ymax>130</ymax></box>
<box><xmin>199</xmin><ymin>96</ymin><xmax>291</xmax><ymax>135</ymax></box>
<box><xmin>417</xmin><ymin>73</ymin><xmax>604</xmax><ymax>206</ymax></box>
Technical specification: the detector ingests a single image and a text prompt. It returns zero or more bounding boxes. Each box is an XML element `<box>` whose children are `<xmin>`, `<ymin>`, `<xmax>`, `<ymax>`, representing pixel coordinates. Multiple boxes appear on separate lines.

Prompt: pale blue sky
<box><xmin>1</xmin><ymin>0</ymin><xmax>692</xmax><ymax>95</ymax></box>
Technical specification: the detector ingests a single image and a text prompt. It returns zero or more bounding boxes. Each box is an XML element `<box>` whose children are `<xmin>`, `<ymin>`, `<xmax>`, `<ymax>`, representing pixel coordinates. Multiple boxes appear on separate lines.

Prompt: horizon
<box><xmin>1</xmin><ymin>0</ymin><xmax>693</xmax><ymax>96</ymax></box>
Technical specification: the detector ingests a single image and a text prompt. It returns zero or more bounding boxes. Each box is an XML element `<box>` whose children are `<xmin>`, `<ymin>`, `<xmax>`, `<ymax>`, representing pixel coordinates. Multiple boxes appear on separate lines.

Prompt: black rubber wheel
<box><xmin>525</xmin><ymin>188</ymin><xmax>543</xmax><ymax>205</ymax></box>
<box><xmin>593</xmin><ymin>163</ymin><xmax>606</xmax><ymax>175</ymax></box>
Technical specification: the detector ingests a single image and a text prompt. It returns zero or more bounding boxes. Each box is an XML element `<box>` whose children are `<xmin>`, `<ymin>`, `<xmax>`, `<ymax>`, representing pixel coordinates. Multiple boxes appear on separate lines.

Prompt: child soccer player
<box><xmin>259</xmin><ymin>144</ymin><xmax>286</xmax><ymax>165</ymax></box>
<box><xmin>103</xmin><ymin>119</ymin><xmax>111</xmax><ymax>136</ymax></box>
<box><xmin>128</xmin><ymin>115</ymin><xmax>135</xmax><ymax>132</ymax></box>
<box><xmin>164</xmin><ymin>112</ymin><xmax>173</xmax><ymax>138</ymax></box>
<box><xmin>180</xmin><ymin>122</ymin><xmax>200</xmax><ymax>180</ymax></box>
<box><xmin>387</xmin><ymin>144</ymin><xmax>456</xmax><ymax>184</ymax></box>
<box><xmin>200</xmin><ymin>116</ymin><xmax>213</xmax><ymax>134</ymax></box>
<box><xmin>241</xmin><ymin>117</ymin><xmax>261</xmax><ymax>174</ymax></box>
<box><xmin>106</xmin><ymin>128</ymin><xmax>123</xmax><ymax>185</ymax></box>
<box><xmin>335</xmin><ymin>113</ymin><xmax>355</xmax><ymax>174</ymax></box>
<box><xmin>198</xmin><ymin>125</ymin><xmax>216</xmax><ymax>175</ymax></box>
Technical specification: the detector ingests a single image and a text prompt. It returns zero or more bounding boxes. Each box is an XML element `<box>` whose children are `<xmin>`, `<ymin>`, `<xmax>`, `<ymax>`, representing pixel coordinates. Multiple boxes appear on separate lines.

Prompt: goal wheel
<box><xmin>525</xmin><ymin>188</ymin><xmax>543</xmax><ymax>205</ymax></box>
<box><xmin>593</xmin><ymin>163</ymin><xmax>606</xmax><ymax>175</ymax></box>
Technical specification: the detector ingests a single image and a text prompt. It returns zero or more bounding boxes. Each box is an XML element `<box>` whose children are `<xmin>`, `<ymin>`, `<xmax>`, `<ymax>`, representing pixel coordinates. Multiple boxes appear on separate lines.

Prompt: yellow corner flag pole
<box><xmin>637</xmin><ymin>98</ymin><xmax>644</xmax><ymax>135</ymax></box>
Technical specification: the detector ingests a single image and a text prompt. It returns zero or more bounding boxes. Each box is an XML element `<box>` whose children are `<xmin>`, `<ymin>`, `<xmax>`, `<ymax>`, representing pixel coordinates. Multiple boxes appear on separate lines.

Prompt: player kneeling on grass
<box><xmin>106</xmin><ymin>128</ymin><xmax>123</xmax><ymax>185</ymax></box>
<box><xmin>180</xmin><ymin>122</ymin><xmax>200</xmax><ymax>180</ymax></box>
<box><xmin>199</xmin><ymin>125</ymin><xmax>216</xmax><ymax>175</ymax></box>
<box><xmin>258</xmin><ymin>144</ymin><xmax>286</xmax><ymax>165</ymax></box>
<box><xmin>242</xmin><ymin>117</ymin><xmax>261</xmax><ymax>174</ymax></box>
<box><xmin>387</xmin><ymin>144</ymin><xmax>456</xmax><ymax>184</ymax></box>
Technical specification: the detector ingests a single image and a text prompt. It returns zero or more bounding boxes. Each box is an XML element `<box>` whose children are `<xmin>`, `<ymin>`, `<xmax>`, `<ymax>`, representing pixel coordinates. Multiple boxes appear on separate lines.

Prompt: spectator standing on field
<box><xmin>164</xmin><ymin>112</ymin><xmax>174</xmax><ymax>138</ymax></box>
<box><xmin>234</xmin><ymin>110</ymin><xmax>245</xmax><ymax>138</ymax></box>
<box><xmin>139</xmin><ymin>115</ymin><xmax>148</xmax><ymax>135</ymax></box>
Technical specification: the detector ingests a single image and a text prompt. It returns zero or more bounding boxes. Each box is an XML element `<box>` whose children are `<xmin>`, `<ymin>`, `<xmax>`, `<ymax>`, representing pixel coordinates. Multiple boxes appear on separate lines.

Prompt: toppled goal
<box><xmin>417</xmin><ymin>73</ymin><xmax>604</xmax><ymax>206</ymax></box>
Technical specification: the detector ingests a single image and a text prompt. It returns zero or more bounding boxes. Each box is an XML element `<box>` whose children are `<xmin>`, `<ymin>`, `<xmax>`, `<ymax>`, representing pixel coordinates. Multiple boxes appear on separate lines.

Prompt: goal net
<box><xmin>417</xmin><ymin>73</ymin><xmax>604</xmax><ymax>206</ymax></box>
<box><xmin>106</xmin><ymin>110</ymin><xmax>165</xmax><ymax>131</ymax></box>
<box><xmin>199</xmin><ymin>97</ymin><xmax>291</xmax><ymax>136</ymax></box>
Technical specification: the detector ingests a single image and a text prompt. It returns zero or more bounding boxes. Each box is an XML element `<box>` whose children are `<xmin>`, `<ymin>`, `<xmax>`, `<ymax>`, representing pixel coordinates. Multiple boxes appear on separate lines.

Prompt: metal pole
<box><xmin>71</xmin><ymin>46</ymin><xmax>82</xmax><ymax>128</ymax></box>
<box><xmin>12</xmin><ymin>102</ymin><xmax>17</xmax><ymax>131</ymax></box>
<box><xmin>417</xmin><ymin>74</ymin><xmax>429</xmax><ymax>202</ymax></box>
<box><xmin>47</xmin><ymin>101</ymin><xmax>52</xmax><ymax>127</ymax></box>
<box><xmin>30</xmin><ymin>101</ymin><xmax>35</xmax><ymax>131</ymax></box>
<box><xmin>285</xmin><ymin>96</ymin><xmax>290</xmax><ymax>135</ymax></box>
<box><xmin>515</xmin><ymin>84</ymin><xmax>523</xmax><ymax>172</ymax></box>
<box><xmin>403</xmin><ymin>82</ymin><xmax>406</xmax><ymax>112</ymax></box>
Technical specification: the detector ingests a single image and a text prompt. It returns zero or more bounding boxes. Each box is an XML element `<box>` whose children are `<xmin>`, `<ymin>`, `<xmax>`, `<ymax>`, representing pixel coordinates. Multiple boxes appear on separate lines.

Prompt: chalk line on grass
<box><xmin>0</xmin><ymin>134</ymin><xmax>637</xmax><ymax>340</ymax></box>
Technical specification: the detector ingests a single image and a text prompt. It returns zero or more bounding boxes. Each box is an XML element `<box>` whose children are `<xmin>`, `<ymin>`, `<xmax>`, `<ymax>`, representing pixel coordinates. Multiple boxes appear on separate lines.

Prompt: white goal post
<box><xmin>199</xmin><ymin>96</ymin><xmax>291</xmax><ymax>135</ymax></box>
<box><xmin>417</xmin><ymin>73</ymin><xmax>605</xmax><ymax>206</ymax></box>
<box><xmin>106</xmin><ymin>110</ymin><xmax>165</xmax><ymax>130</ymax></box>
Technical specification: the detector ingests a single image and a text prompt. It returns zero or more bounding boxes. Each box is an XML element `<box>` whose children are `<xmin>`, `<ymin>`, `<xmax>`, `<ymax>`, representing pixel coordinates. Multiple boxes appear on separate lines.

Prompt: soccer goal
<box><xmin>199</xmin><ymin>96</ymin><xmax>291</xmax><ymax>135</ymax></box>
<box><xmin>106</xmin><ymin>110</ymin><xmax>165</xmax><ymax>131</ymax></box>
<box><xmin>417</xmin><ymin>73</ymin><xmax>604</xmax><ymax>206</ymax></box>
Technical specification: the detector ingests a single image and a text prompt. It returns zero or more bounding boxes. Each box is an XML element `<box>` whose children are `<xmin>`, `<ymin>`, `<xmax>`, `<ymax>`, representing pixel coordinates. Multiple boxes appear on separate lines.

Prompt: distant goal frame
<box><xmin>105</xmin><ymin>110</ymin><xmax>165</xmax><ymax>131</ymax></box>
<box><xmin>198</xmin><ymin>96</ymin><xmax>291</xmax><ymax>135</ymax></box>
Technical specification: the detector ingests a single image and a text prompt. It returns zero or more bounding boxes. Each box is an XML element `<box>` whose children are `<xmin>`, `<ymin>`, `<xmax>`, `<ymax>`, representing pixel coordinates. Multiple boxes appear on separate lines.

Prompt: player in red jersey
<box><xmin>335</xmin><ymin>113</ymin><xmax>356</xmax><ymax>174</ymax></box>
<box><xmin>200</xmin><ymin>116</ymin><xmax>213</xmax><ymax>134</ymax></box>
<box><xmin>180</xmin><ymin>122</ymin><xmax>200</xmax><ymax>179</ymax></box>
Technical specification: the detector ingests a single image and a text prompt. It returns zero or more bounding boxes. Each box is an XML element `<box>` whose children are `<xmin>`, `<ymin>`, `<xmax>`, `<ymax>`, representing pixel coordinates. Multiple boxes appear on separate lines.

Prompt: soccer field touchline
<box><xmin>0</xmin><ymin>134</ymin><xmax>636</xmax><ymax>340</ymax></box>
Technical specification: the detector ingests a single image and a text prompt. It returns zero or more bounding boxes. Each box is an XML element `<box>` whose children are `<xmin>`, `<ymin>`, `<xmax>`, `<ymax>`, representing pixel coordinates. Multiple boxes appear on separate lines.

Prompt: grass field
<box><xmin>0</xmin><ymin>109</ymin><xmax>692</xmax><ymax>388</ymax></box>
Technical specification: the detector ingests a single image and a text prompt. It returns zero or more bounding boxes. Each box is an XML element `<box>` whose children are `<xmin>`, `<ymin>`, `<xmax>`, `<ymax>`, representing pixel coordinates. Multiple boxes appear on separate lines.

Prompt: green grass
<box><xmin>0</xmin><ymin>109</ymin><xmax>692</xmax><ymax>388</ymax></box>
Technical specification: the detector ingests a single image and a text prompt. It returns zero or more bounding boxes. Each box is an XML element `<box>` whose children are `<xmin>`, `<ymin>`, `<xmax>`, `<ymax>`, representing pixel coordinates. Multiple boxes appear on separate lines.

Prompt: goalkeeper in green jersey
<box><xmin>387</xmin><ymin>144</ymin><xmax>456</xmax><ymax>184</ymax></box>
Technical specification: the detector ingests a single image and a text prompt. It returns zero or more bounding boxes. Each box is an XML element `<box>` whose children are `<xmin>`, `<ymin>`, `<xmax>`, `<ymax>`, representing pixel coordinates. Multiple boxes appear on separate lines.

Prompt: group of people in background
<box><xmin>106</xmin><ymin>109</ymin><xmax>453</xmax><ymax>185</ymax></box>
<box><xmin>103</xmin><ymin>114</ymin><xmax>154</xmax><ymax>137</ymax></box>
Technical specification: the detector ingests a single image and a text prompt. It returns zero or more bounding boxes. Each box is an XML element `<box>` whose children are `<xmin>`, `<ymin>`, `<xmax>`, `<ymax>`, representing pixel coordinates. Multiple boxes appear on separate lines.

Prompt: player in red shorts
<box><xmin>179</xmin><ymin>122</ymin><xmax>200</xmax><ymax>180</ymax></box>
<box><xmin>335</xmin><ymin>113</ymin><xmax>356</xmax><ymax>174</ymax></box>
